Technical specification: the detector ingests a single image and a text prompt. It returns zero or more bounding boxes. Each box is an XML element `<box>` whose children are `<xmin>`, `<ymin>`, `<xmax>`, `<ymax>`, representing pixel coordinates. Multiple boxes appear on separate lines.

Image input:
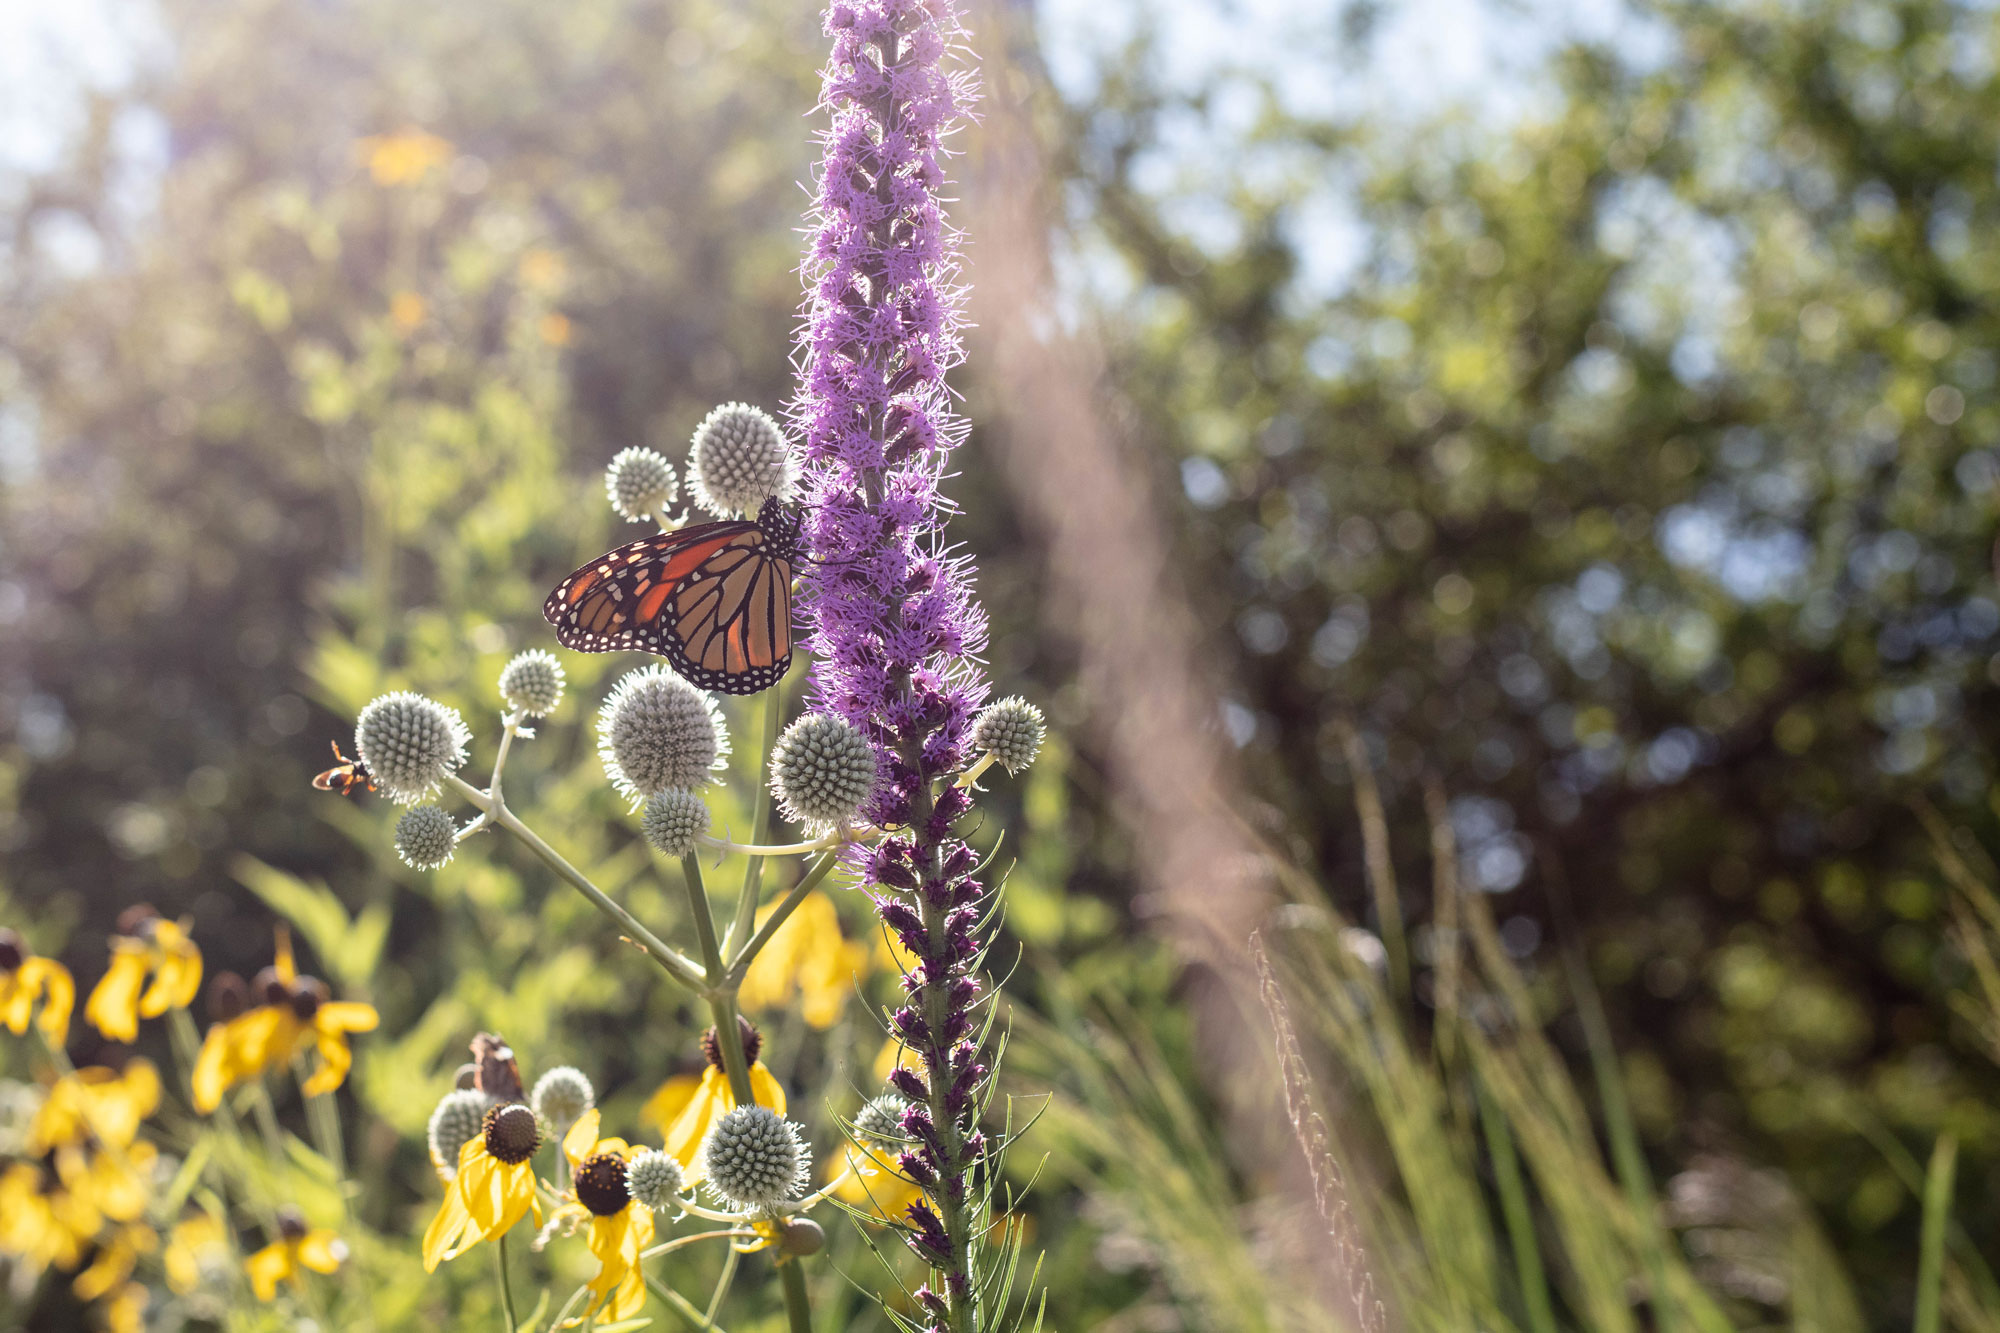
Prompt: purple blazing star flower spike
<box><xmin>791</xmin><ymin>0</ymin><xmax>991</xmax><ymax>1326</ymax></box>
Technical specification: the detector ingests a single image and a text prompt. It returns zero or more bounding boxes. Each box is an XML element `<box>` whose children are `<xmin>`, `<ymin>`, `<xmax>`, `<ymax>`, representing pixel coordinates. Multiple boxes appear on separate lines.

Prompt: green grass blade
<box><xmin>1915</xmin><ymin>1134</ymin><xmax>1958</xmax><ymax>1333</ymax></box>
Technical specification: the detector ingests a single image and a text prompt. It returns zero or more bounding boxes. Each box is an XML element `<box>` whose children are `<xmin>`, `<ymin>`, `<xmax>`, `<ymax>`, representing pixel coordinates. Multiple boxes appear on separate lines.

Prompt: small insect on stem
<box><xmin>312</xmin><ymin>740</ymin><xmax>376</xmax><ymax>797</ymax></box>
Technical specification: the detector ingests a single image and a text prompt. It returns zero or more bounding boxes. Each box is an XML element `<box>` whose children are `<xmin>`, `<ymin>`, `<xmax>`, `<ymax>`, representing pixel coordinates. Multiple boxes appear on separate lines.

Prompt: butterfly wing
<box><xmin>542</xmin><ymin>520</ymin><xmax>794</xmax><ymax>694</ymax></box>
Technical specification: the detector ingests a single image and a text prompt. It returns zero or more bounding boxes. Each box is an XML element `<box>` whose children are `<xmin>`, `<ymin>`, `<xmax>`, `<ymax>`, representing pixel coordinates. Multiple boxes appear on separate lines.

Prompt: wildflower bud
<box><xmin>428</xmin><ymin>1088</ymin><xmax>494</xmax><ymax>1178</ymax></box>
<box><xmin>0</xmin><ymin>929</ymin><xmax>23</xmax><ymax>971</ymax></box>
<box><xmin>287</xmin><ymin>977</ymin><xmax>329</xmax><ymax>1021</ymax></box>
<box><xmin>254</xmin><ymin>967</ymin><xmax>290</xmax><ymax>1007</ymax></box>
<box><xmin>769</xmin><ymin>712</ymin><xmax>876</xmax><ymax>830</ymax></box>
<box><xmin>498</xmin><ymin>649</ymin><xmax>565</xmax><ymax>718</ymax></box>
<box><xmin>625</xmin><ymin>1148</ymin><xmax>686</xmax><ymax>1213</ymax></box>
<box><xmin>687</xmin><ymin>402</ymin><xmax>792</xmax><ymax>517</ymax></box>
<box><xmin>776</xmin><ymin>1217</ymin><xmax>825</xmax><ymax>1256</ymax></box>
<box><xmin>355</xmin><ymin>692</ymin><xmax>472</xmax><ymax>804</ymax></box>
<box><xmin>394</xmin><ymin>805</ymin><xmax>458</xmax><ymax>870</ymax></box>
<box><xmin>208</xmin><ymin>971</ymin><xmax>248</xmax><ymax>1022</ymax></box>
<box><xmin>481</xmin><ymin>1103</ymin><xmax>542</xmax><ymax>1165</ymax></box>
<box><xmin>605</xmin><ymin>446</ymin><xmax>678</xmax><ymax>523</ymax></box>
<box><xmin>968</xmin><ymin>697</ymin><xmax>1045</xmax><ymax>775</ymax></box>
<box><xmin>700</xmin><ymin>1016</ymin><xmax>761</xmax><ymax>1072</ymax></box>
<box><xmin>598</xmin><ymin>666</ymin><xmax>728</xmax><ymax>802</ymax></box>
<box><xmin>641</xmin><ymin>789</ymin><xmax>710</xmax><ymax>858</ymax></box>
<box><xmin>853</xmin><ymin>1093</ymin><xmax>909</xmax><ymax>1151</ymax></box>
<box><xmin>276</xmin><ymin>1207</ymin><xmax>310</xmax><ymax>1242</ymax></box>
<box><xmin>529</xmin><ymin>1066</ymin><xmax>594</xmax><ymax>1129</ymax></box>
<box><xmin>701</xmin><ymin>1105</ymin><xmax>809</xmax><ymax>1209</ymax></box>
<box><xmin>575</xmin><ymin>1151</ymin><xmax>632</xmax><ymax>1216</ymax></box>
<box><xmin>116</xmin><ymin>903</ymin><xmax>161</xmax><ymax>936</ymax></box>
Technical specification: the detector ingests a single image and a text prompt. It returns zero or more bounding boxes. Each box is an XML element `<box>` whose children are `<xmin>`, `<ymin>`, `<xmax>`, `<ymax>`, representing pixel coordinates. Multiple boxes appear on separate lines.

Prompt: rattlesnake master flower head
<box><xmin>428</xmin><ymin>1088</ymin><xmax>494</xmax><ymax>1178</ymax></box>
<box><xmin>969</xmin><ymin>696</ymin><xmax>1045</xmax><ymax>775</ymax></box>
<box><xmin>701</xmin><ymin>1104</ymin><xmax>809</xmax><ymax>1209</ymax></box>
<box><xmin>394</xmin><ymin>805</ymin><xmax>458</xmax><ymax>870</ymax></box>
<box><xmin>481</xmin><ymin>1103</ymin><xmax>542</xmax><ymax>1165</ymax></box>
<box><xmin>356</xmin><ymin>692</ymin><xmax>472</xmax><ymax>804</ymax></box>
<box><xmin>606</xmin><ymin>446</ymin><xmax>678</xmax><ymax>523</ymax></box>
<box><xmin>769</xmin><ymin>712</ymin><xmax>876</xmax><ymax>830</ymax></box>
<box><xmin>529</xmin><ymin>1066</ymin><xmax>594</xmax><ymax>1129</ymax></box>
<box><xmin>641</xmin><ymin>789</ymin><xmax>710</xmax><ymax>858</ymax></box>
<box><xmin>688</xmin><ymin>402</ymin><xmax>792</xmax><ymax>517</ymax></box>
<box><xmin>597</xmin><ymin>665</ymin><xmax>729</xmax><ymax>803</ymax></box>
<box><xmin>624</xmin><ymin>1148</ymin><xmax>686</xmax><ymax>1213</ymax></box>
<box><xmin>852</xmin><ymin>1093</ymin><xmax>909</xmax><ymax>1151</ymax></box>
<box><xmin>498</xmin><ymin>650</ymin><xmax>565</xmax><ymax>717</ymax></box>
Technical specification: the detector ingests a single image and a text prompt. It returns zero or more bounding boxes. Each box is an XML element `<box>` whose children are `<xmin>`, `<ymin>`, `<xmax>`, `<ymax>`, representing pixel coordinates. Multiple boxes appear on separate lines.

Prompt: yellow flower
<box><xmin>32</xmin><ymin>1061</ymin><xmax>162</xmax><ymax>1154</ymax></box>
<box><xmin>643</xmin><ymin>1063</ymin><xmax>785</xmax><ymax>1183</ymax></box>
<box><xmin>739</xmin><ymin>892</ymin><xmax>871</xmax><ymax>1030</ymax></box>
<box><xmin>72</xmin><ymin>1222</ymin><xmax>156</xmax><ymax>1301</ymax></box>
<box><xmin>85</xmin><ymin>913</ymin><xmax>202</xmax><ymax>1043</ymax></box>
<box><xmin>246</xmin><ymin>1209</ymin><xmax>345</xmax><ymax>1301</ymax></box>
<box><xmin>356</xmin><ymin>129</ymin><xmax>452</xmax><ymax>186</ymax></box>
<box><xmin>0</xmin><ymin>927</ymin><xmax>76</xmax><ymax>1047</ymax></box>
<box><xmin>164</xmin><ymin>1212</ymin><xmax>229</xmax><ymax>1294</ymax></box>
<box><xmin>191</xmin><ymin>932</ymin><xmax>376</xmax><ymax>1112</ymax></box>
<box><xmin>0</xmin><ymin>1162</ymin><xmax>89</xmax><ymax>1272</ymax></box>
<box><xmin>423</xmin><ymin>1103</ymin><xmax>543</xmax><ymax>1271</ymax></box>
<box><xmin>55</xmin><ymin>1139</ymin><xmax>157</xmax><ymax>1224</ymax></box>
<box><xmin>872</xmin><ymin>1034</ymin><xmax>922</xmax><ymax>1086</ymax></box>
<box><xmin>833</xmin><ymin>1142</ymin><xmax>925</xmax><ymax>1224</ymax></box>
<box><xmin>101</xmin><ymin>1282</ymin><xmax>148</xmax><ymax>1333</ymax></box>
<box><xmin>546</xmin><ymin>1109</ymin><xmax>654</xmax><ymax>1327</ymax></box>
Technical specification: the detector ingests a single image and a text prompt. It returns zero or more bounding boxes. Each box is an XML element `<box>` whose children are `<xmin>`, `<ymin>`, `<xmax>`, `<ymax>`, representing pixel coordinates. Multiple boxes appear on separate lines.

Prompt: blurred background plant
<box><xmin>4</xmin><ymin>0</ymin><xmax>2000</xmax><ymax>1327</ymax></box>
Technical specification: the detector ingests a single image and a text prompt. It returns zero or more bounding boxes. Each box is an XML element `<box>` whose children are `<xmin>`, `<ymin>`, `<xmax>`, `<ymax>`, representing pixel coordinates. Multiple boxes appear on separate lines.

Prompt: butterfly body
<box><xmin>543</xmin><ymin>498</ymin><xmax>801</xmax><ymax>695</ymax></box>
<box><xmin>312</xmin><ymin>741</ymin><xmax>375</xmax><ymax>796</ymax></box>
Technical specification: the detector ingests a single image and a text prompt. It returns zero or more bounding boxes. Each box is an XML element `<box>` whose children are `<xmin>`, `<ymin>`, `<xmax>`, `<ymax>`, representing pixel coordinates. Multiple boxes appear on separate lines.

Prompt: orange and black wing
<box><xmin>542</xmin><ymin>519</ymin><xmax>793</xmax><ymax>695</ymax></box>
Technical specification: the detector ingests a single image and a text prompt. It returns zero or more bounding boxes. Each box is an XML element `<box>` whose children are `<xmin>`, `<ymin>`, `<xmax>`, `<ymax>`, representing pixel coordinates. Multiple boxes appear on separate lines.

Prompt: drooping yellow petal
<box><xmin>245</xmin><ymin>1240</ymin><xmax>296</xmax><ymax>1301</ymax></box>
<box><xmin>300</xmin><ymin>1024</ymin><xmax>353</xmax><ymax>1098</ymax></box>
<box><xmin>104</xmin><ymin>1281</ymin><xmax>147</xmax><ymax>1333</ymax></box>
<box><xmin>317</xmin><ymin>1000</ymin><xmax>378</xmax><ymax>1034</ymax></box>
<box><xmin>165</xmin><ymin>1214</ymin><xmax>227</xmax><ymax>1294</ymax></box>
<box><xmin>139</xmin><ymin>926</ymin><xmax>202</xmax><ymax>1018</ymax></box>
<box><xmin>191</xmin><ymin>1024</ymin><xmax>234</xmax><ymax>1114</ymax></box>
<box><xmin>86</xmin><ymin>946</ymin><xmax>151</xmax><ymax>1042</ymax></box>
<box><xmin>20</xmin><ymin>956</ymin><xmax>75</xmax><ymax>1045</ymax></box>
<box><xmin>423</xmin><ymin>1174</ymin><xmax>478</xmax><ymax>1272</ymax></box>
<box><xmin>835</xmin><ymin>1145</ymin><xmax>926</xmax><ymax>1222</ymax></box>
<box><xmin>662</xmin><ymin>1068</ymin><xmax>726</xmax><ymax>1171</ymax></box>
<box><xmin>874</xmin><ymin>1035</ymin><xmax>921</xmax><ymax>1085</ymax></box>
<box><xmin>94</xmin><ymin>1061</ymin><xmax>161</xmax><ymax>1149</ymax></box>
<box><xmin>295</xmin><ymin>1229</ymin><xmax>344</xmax><ymax>1275</ymax></box>
<box><xmin>563</xmin><ymin>1107</ymin><xmax>602</xmax><ymax>1169</ymax></box>
<box><xmin>749</xmin><ymin>1061</ymin><xmax>787</xmax><ymax>1116</ymax></box>
<box><xmin>273</xmin><ymin>928</ymin><xmax>296</xmax><ymax>987</ymax></box>
<box><xmin>641</xmin><ymin>1073</ymin><xmax>699</xmax><ymax>1136</ymax></box>
<box><xmin>459</xmin><ymin>1147</ymin><xmax>504</xmax><ymax>1233</ymax></box>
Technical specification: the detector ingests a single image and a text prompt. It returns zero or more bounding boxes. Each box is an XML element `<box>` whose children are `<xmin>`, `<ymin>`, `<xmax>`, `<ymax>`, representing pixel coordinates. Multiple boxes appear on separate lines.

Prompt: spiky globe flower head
<box><xmin>701</xmin><ymin>1104</ymin><xmax>809</xmax><ymax>1210</ymax></box>
<box><xmin>482</xmin><ymin>1103</ymin><xmax>542</xmax><ymax>1165</ymax></box>
<box><xmin>605</xmin><ymin>446</ymin><xmax>678</xmax><ymax>523</ymax></box>
<box><xmin>769</xmin><ymin>712</ymin><xmax>876</xmax><ymax>830</ymax></box>
<box><xmin>596</xmin><ymin>666</ymin><xmax>729</xmax><ymax>804</ymax></box>
<box><xmin>428</xmin><ymin>1088</ymin><xmax>494</xmax><ymax>1178</ymax></box>
<box><xmin>355</xmin><ymin>692</ymin><xmax>472</xmax><ymax>804</ymax></box>
<box><xmin>853</xmin><ymin>1093</ymin><xmax>909</xmax><ymax>1151</ymax></box>
<box><xmin>969</xmin><ymin>696</ymin><xmax>1045</xmax><ymax>775</ymax></box>
<box><xmin>688</xmin><ymin>402</ymin><xmax>792</xmax><ymax>517</ymax></box>
<box><xmin>625</xmin><ymin>1148</ymin><xmax>686</xmax><ymax>1213</ymax></box>
<box><xmin>498</xmin><ymin>650</ymin><xmax>565</xmax><ymax>718</ymax></box>
<box><xmin>641</xmin><ymin>789</ymin><xmax>710</xmax><ymax>858</ymax></box>
<box><xmin>529</xmin><ymin>1066</ymin><xmax>594</xmax><ymax>1130</ymax></box>
<box><xmin>394</xmin><ymin>805</ymin><xmax>458</xmax><ymax>870</ymax></box>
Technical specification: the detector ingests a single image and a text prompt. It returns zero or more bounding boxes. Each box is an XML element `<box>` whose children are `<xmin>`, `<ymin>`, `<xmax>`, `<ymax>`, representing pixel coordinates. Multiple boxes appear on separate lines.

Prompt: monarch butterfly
<box><xmin>541</xmin><ymin>498</ymin><xmax>802</xmax><ymax>695</ymax></box>
<box><xmin>312</xmin><ymin>741</ymin><xmax>375</xmax><ymax>797</ymax></box>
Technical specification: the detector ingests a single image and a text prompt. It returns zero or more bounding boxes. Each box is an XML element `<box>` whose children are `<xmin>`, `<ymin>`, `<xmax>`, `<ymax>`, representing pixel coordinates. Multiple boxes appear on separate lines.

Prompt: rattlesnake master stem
<box><xmin>625</xmin><ymin>1148</ymin><xmax>686</xmax><ymax>1213</ymax></box>
<box><xmin>428</xmin><ymin>1088</ymin><xmax>494</xmax><ymax>1178</ymax></box>
<box><xmin>853</xmin><ymin>1093</ymin><xmax>909</xmax><ymax>1150</ymax></box>
<box><xmin>688</xmin><ymin>402</ymin><xmax>792</xmax><ymax>517</ymax></box>
<box><xmin>481</xmin><ymin>1103</ymin><xmax>542</xmax><ymax>1165</ymax></box>
<box><xmin>701</xmin><ymin>1105</ymin><xmax>809</xmax><ymax>1209</ymax></box>
<box><xmin>498</xmin><ymin>649</ymin><xmax>565</xmax><ymax>718</ymax></box>
<box><xmin>597</xmin><ymin>665</ymin><xmax>729</xmax><ymax>803</ymax></box>
<box><xmin>394</xmin><ymin>805</ymin><xmax>458</xmax><ymax>870</ymax></box>
<box><xmin>529</xmin><ymin>1066</ymin><xmax>594</xmax><ymax>1129</ymax></box>
<box><xmin>969</xmin><ymin>696</ymin><xmax>1045</xmax><ymax>775</ymax></box>
<box><xmin>606</xmin><ymin>446</ymin><xmax>678</xmax><ymax>523</ymax></box>
<box><xmin>769</xmin><ymin>711</ymin><xmax>876</xmax><ymax>830</ymax></box>
<box><xmin>355</xmin><ymin>692</ymin><xmax>472</xmax><ymax>804</ymax></box>
<box><xmin>641</xmin><ymin>789</ymin><xmax>710</xmax><ymax>857</ymax></box>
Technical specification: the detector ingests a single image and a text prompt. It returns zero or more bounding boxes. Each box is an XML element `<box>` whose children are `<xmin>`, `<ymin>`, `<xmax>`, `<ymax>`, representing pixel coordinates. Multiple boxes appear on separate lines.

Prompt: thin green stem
<box><xmin>648</xmin><ymin>1269</ymin><xmax>733</xmax><ymax>1333</ymax></box>
<box><xmin>723</xmin><ymin>853</ymin><xmax>839</xmax><ymax>985</ymax></box>
<box><xmin>706</xmin><ymin>1248</ymin><xmax>741</xmax><ymax>1324</ymax></box>
<box><xmin>496</xmin><ymin>1232</ymin><xmax>520</xmax><ymax>1333</ymax></box>
<box><xmin>778</xmin><ymin>1263</ymin><xmax>812</xmax><ymax>1333</ymax></box>
<box><xmin>1478</xmin><ymin>1077</ymin><xmax>1557</xmax><ymax>1333</ymax></box>
<box><xmin>246</xmin><ymin>1078</ymin><xmax>287</xmax><ymax>1161</ymax></box>
<box><xmin>725</xmin><ymin>686</ymin><xmax>784</xmax><ymax>955</ymax></box>
<box><xmin>449</xmin><ymin>775</ymin><xmax>708</xmax><ymax>993</ymax></box>
<box><xmin>1915</xmin><ymin>1134</ymin><xmax>1957</xmax><ymax>1333</ymax></box>
<box><xmin>544</xmin><ymin>1283</ymin><xmax>589</xmax><ymax>1333</ymax></box>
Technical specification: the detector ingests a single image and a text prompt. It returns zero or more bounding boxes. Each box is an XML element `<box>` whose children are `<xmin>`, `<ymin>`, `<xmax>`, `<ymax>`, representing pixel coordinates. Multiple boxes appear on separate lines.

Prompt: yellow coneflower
<box><xmin>164</xmin><ymin>1212</ymin><xmax>229</xmax><ymax>1294</ymax></box>
<box><xmin>191</xmin><ymin>932</ymin><xmax>377</xmax><ymax>1112</ymax></box>
<box><xmin>31</xmin><ymin>1061</ymin><xmax>161</xmax><ymax>1155</ymax></box>
<box><xmin>246</xmin><ymin>1208</ymin><xmax>345</xmax><ymax>1301</ymax></box>
<box><xmin>423</xmin><ymin>1103</ymin><xmax>543</xmax><ymax>1271</ymax></box>
<box><xmin>640</xmin><ymin>1020</ymin><xmax>785</xmax><ymax>1180</ymax></box>
<box><xmin>543</xmin><ymin>1108</ymin><xmax>653</xmax><ymax>1326</ymax></box>
<box><xmin>85</xmin><ymin>908</ymin><xmax>202</xmax><ymax>1043</ymax></box>
<box><xmin>738</xmin><ymin>892</ymin><xmax>870</xmax><ymax>1030</ymax></box>
<box><xmin>0</xmin><ymin>1161</ymin><xmax>90</xmax><ymax>1273</ymax></box>
<box><xmin>0</xmin><ymin>927</ymin><xmax>76</xmax><ymax>1047</ymax></box>
<box><xmin>72</xmin><ymin>1222</ymin><xmax>157</xmax><ymax>1302</ymax></box>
